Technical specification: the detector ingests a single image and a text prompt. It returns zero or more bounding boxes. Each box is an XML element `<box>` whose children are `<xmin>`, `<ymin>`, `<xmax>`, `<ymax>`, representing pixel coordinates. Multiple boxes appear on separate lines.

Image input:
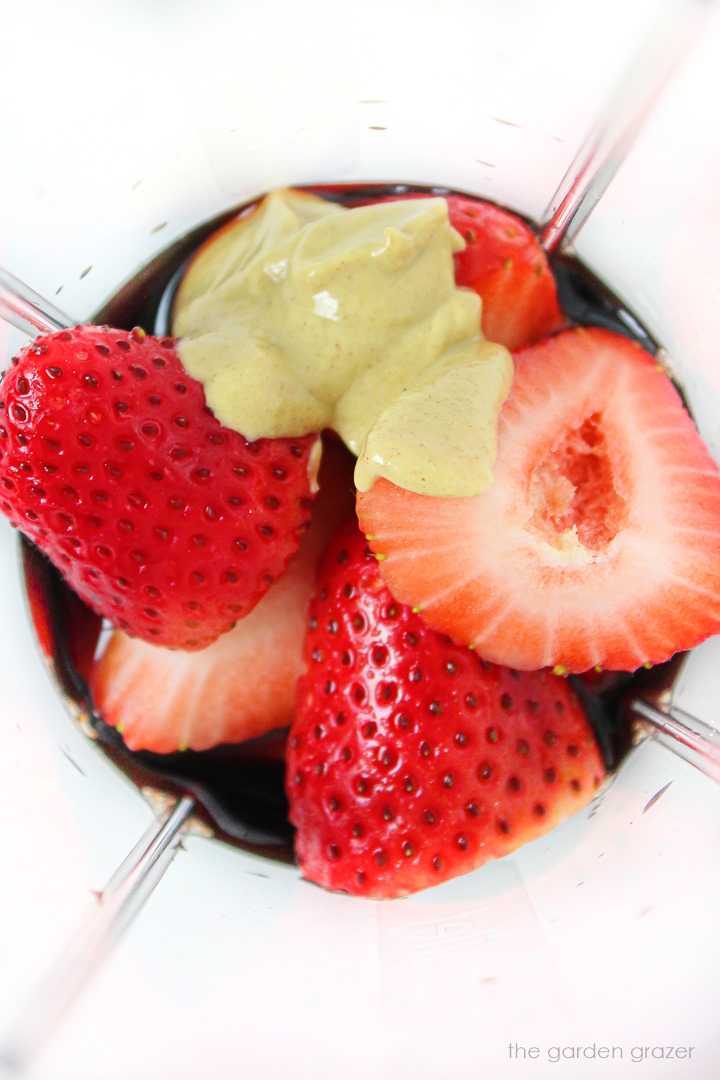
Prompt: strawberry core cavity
<box><xmin>529</xmin><ymin>412</ymin><xmax>626</xmax><ymax>552</ymax></box>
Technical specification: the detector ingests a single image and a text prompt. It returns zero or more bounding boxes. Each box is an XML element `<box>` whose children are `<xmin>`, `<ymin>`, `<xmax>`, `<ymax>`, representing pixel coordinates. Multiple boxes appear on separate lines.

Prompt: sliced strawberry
<box><xmin>90</xmin><ymin>438</ymin><xmax>356</xmax><ymax>753</ymax></box>
<box><xmin>358</xmin><ymin>328</ymin><xmax>720</xmax><ymax>673</ymax></box>
<box><xmin>287</xmin><ymin>519</ymin><xmax>605</xmax><ymax>898</ymax></box>
<box><xmin>447</xmin><ymin>196</ymin><xmax>563</xmax><ymax>350</ymax></box>
<box><xmin>0</xmin><ymin>326</ymin><xmax>320</xmax><ymax>649</ymax></box>
<box><xmin>91</xmin><ymin>563</ymin><xmax>308</xmax><ymax>754</ymax></box>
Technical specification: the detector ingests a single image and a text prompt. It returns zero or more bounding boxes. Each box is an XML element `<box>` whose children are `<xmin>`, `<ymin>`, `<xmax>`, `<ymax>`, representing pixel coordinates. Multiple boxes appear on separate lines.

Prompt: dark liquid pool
<box><xmin>18</xmin><ymin>182</ymin><xmax>682</xmax><ymax>864</ymax></box>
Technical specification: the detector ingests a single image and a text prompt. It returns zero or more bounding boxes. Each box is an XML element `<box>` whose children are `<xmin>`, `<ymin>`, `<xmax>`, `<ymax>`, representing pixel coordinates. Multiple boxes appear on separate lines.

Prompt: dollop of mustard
<box><xmin>172</xmin><ymin>189</ymin><xmax>513</xmax><ymax>497</ymax></box>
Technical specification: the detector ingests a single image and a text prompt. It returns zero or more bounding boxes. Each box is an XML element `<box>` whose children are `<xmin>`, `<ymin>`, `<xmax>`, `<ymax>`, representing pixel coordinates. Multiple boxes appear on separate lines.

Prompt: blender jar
<box><xmin>1</xmin><ymin>1</ymin><xmax>719</xmax><ymax>1077</ymax></box>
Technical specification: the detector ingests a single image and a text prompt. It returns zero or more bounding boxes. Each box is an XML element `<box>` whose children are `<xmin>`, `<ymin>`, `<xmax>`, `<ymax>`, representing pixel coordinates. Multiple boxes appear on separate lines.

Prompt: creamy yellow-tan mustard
<box><xmin>173</xmin><ymin>189</ymin><xmax>513</xmax><ymax>497</ymax></box>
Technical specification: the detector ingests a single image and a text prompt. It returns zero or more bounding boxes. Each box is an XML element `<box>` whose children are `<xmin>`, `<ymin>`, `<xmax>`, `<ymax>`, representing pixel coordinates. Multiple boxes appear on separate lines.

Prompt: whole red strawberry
<box><xmin>0</xmin><ymin>325</ymin><xmax>319</xmax><ymax>649</ymax></box>
<box><xmin>287</xmin><ymin>518</ymin><xmax>605</xmax><ymax>898</ymax></box>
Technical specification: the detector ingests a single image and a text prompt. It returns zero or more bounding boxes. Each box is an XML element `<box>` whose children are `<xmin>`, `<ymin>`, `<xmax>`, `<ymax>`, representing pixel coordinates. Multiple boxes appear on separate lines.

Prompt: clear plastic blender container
<box><xmin>1</xmin><ymin>1</ymin><xmax>719</xmax><ymax>1077</ymax></box>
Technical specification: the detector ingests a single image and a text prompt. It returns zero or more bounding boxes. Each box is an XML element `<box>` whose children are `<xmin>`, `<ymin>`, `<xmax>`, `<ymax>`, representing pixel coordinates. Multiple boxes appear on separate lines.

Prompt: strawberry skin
<box><xmin>287</xmin><ymin>519</ymin><xmax>605</xmax><ymax>898</ymax></box>
<box><xmin>447</xmin><ymin>196</ymin><xmax>564</xmax><ymax>350</ymax></box>
<box><xmin>90</xmin><ymin>438</ymin><xmax>356</xmax><ymax>753</ymax></box>
<box><xmin>0</xmin><ymin>326</ymin><xmax>319</xmax><ymax>649</ymax></box>
<box><xmin>358</xmin><ymin>328</ymin><xmax>720</xmax><ymax>673</ymax></box>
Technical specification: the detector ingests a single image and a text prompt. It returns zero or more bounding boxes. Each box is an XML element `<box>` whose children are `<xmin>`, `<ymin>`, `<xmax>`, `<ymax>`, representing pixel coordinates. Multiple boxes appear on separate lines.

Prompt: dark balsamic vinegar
<box><xmin>20</xmin><ymin>183</ymin><xmax>680</xmax><ymax>865</ymax></box>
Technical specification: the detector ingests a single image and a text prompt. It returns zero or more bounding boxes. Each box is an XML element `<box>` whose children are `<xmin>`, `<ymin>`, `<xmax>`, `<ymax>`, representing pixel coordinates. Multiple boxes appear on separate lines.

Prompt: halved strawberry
<box><xmin>0</xmin><ymin>326</ymin><xmax>320</xmax><ymax>650</ymax></box>
<box><xmin>90</xmin><ymin>439</ymin><xmax>356</xmax><ymax>753</ymax></box>
<box><xmin>358</xmin><ymin>328</ymin><xmax>720</xmax><ymax>673</ymax></box>
<box><xmin>448</xmin><ymin>196</ymin><xmax>563</xmax><ymax>350</ymax></box>
<box><xmin>287</xmin><ymin>518</ymin><xmax>605</xmax><ymax>898</ymax></box>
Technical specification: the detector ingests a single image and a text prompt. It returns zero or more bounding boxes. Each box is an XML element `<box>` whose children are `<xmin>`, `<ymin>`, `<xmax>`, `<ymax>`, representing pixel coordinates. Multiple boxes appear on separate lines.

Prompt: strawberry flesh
<box><xmin>287</xmin><ymin>519</ymin><xmax>605</xmax><ymax>898</ymax></box>
<box><xmin>0</xmin><ymin>326</ymin><xmax>319</xmax><ymax>649</ymax></box>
